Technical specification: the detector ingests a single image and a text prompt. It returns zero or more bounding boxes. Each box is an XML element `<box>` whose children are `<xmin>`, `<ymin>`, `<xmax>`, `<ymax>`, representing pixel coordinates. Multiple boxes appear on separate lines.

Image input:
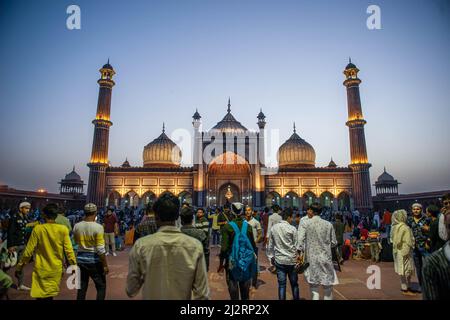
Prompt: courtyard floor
<box><xmin>6</xmin><ymin>243</ymin><xmax>422</xmax><ymax>300</ymax></box>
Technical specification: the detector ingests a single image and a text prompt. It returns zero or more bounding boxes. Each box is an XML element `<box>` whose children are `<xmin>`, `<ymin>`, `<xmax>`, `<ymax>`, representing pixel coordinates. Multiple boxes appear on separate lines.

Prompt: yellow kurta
<box><xmin>21</xmin><ymin>223</ymin><xmax>76</xmax><ymax>298</ymax></box>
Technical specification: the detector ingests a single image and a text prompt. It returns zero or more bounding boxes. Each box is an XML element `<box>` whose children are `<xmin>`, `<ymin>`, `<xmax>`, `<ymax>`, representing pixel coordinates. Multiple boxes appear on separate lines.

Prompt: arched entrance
<box><xmin>303</xmin><ymin>191</ymin><xmax>316</xmax><ymax>208</ymax></box>
<box><xmin>266</xmin><ymin>191</ymin><xmax>281</xmax><ymax>208</ymax></box>
<box><xmin>178</xmin><ymin>191</ymin><xmax>192</xmax><ymax>205</ymax></box>
<box><xmin>283</xmin><ymin>192</ymin><xmax>300</xmax><ymax>209</ymax></box>
<box><xmin>124</xmin><ymin>191</ymin><xmax>139</xmax><ymax>208</ymax></box>
<box><xmin>207</xmin><ymin>151</ymin><xmax>251</xmax><ymax>207</ymax></box>
<box><xmin>141</xmin><ymin>191</ymin><xmax>157</xmax><ymax>207</ymax></box>
<box><xmin>337</xmin><ymin>191</ymin><xmax>351</xmax><ymax>211</ymax></box>
<box><xmin>217</xmin><ymin>183</ymin><xmax>240</xmax><ymax>207</ymax></box>
<box><xmin>320</xmin><ymin>191</ymin><xmax>334</xmax><ymax>209</ymax></box>
<box><xmin>107</xmin><ymin>190</ymin><xmax>121</xmax><ymax>208</ymax></box>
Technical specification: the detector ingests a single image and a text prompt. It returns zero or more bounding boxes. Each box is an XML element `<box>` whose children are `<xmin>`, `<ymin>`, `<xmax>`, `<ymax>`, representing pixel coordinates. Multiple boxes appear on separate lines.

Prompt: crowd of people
<box><xmin>0</xmin><ymin>192</ymin><xmax>449</xmax><ymax>300</ymax></box>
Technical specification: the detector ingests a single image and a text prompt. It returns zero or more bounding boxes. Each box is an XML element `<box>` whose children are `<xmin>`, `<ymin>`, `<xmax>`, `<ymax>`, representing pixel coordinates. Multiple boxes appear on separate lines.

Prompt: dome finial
<box><xmin>162</xmin><ymin>122</ymin><xmax>165</xmax><ymax>133</ymax></box>
<box><xmin>107</xmin><ymin>57</ymin><xmax>110</xmax><ymax>64</ymax></box>
<box><xmin>72</xmin><ymin>165</ymin><xmax>75</xmax><ymax>172</ymax></box>
<box><xmin>293</xmin><ymin>122</ymin><xmax>296</xmax><ymax>133</ymax></box>
<box><xmin>384</xmin><ymin>166</ymin><xmax>386</xmax><ymax>173</ymax></box>
<box><xmin>349</xmin><ymin>57</ymin><xmax>351</xmax><ymax>64</ymax></box>
<box><xmin>227</xmin><ymin>97</ymin><xmax>231</xmax><ymax>113</ymax></box>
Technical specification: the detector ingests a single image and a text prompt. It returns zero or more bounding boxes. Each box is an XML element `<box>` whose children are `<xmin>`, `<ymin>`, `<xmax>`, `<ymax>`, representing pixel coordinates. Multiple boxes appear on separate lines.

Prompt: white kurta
<box><xmin>298</xmin><ymin>215</ymin><xmax>338</xmax><ymax>286</ymax></box>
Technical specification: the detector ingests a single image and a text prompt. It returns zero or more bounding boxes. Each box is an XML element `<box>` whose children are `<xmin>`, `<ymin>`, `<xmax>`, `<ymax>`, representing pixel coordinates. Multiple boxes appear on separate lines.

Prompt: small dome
<box><xmin>257</xmin><ymin>108</ymin><xmax>266</xmax><ymax>120</ymax></box>
<box><xmin>327</xmin><ymin>158</ymin><xmax>337</xmax><ymax>168</ymax></box>
<box><xmin>193</xmin><ymin>109</ymin><xmax>201</xmax><ymax>120</ymax></box>
<box><xmin>346</xmin><ymin>62</ymin><xmax>357</xmax><ymax>69</ymax></box>
<box><xmin>377</xmin><ymin>167</ymin><xmax>395</xmax><ymax>182</ymax></box>
<box><xmin>102</xmin><ymin>59</ymin><xmax>113</xmax><ymax>70</ymax></box>
<box><xmin>121</xmin><ymin>158</ymin><xmax>131</xmax><ymax>168</ymax></box>
<box><xmin>277</xmin><ymin>124</ymin><xmax>315</xmax><ymax>168</ymax></box>
<box><xmin>143</xmin><ymin>124</ymin><xmax>182</xmax><ymax>167</ymax></box>
<box><xmin>64</xmin><ymin>166</ymin><xmax>81</xmax><ymax>181</ymax></box>
<box><xmin>210</xmin><ymin>98</ymin><xmax>248</xmax><ymax>133</ymax></box>
<box><xmin>345</xmin><ymin>57</ymin><xmax>357</xmax><ymax>70</ymax></box>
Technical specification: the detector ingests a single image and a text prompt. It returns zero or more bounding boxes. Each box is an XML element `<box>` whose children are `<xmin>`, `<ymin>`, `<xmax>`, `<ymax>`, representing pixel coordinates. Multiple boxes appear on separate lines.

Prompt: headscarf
<box><xmin>392</xmin><ymin>209</ymin><xmax>407</xmax><ymax>226</ymax></box>
<box><xmin>391</xmin><ymin>209</ymin><xmax>413</xmax><ymax>248</ymax></box>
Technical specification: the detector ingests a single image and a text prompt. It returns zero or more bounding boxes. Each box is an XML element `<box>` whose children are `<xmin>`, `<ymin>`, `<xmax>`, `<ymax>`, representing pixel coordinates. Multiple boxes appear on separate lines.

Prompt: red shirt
<box><xmin>360</xmin><ymin>228</ymin><xmax>369</xmax><ymax>239</ymax></box>
<box><xmin>383</xmin><ymin>211</ymin><xmax>392</xmax><ymax>225</ymax></box>
<box><xmin>104</xmin><ymin>213</ymin><xmax>118</xmax><ymax>233</ymax></box>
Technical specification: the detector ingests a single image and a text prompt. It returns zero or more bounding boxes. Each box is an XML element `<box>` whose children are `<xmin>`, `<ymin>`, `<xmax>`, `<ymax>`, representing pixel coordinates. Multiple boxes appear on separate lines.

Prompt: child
<box><xmin>15</xmin><ymin>203</ymin><xmax>76</xmax><ymax>300</ymax></box>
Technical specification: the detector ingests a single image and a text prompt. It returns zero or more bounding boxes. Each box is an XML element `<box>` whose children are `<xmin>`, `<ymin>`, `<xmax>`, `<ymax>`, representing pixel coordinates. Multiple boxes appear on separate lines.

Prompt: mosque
<box><xmin>86</xmin><ymin>60</ymin><xmax>373</xmax><ymax>212</ymax></box>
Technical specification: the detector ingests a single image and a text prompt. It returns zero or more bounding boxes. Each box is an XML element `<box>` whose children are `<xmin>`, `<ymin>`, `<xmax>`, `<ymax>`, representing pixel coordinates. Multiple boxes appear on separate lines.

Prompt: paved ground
<box><xmin>6</xmin><ymin>243</ymin><xmax>422</xmax><ymax>300</ymax></box>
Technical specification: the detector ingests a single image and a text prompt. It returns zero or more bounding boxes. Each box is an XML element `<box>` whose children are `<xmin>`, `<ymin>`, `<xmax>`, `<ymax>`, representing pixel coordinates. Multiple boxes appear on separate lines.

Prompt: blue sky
<box><xmin>0</xmin><ymin>0</ymin><xmax>449</xmax><ymax>194</ymax></box>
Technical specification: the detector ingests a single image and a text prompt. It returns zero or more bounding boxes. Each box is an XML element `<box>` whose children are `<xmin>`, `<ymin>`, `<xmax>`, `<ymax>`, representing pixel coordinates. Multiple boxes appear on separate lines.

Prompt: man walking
<box><xmin>422</xmin><ymin>211</ymin><xmax>450</xmax><ymax>300</ymax></box>
<box><xmin>126</xmin><ymin>193</ymin><xmax>209</xmax><ymax>300</ymax></box>
<box><xmin>195</xmin><ymin>207</ymin><xmax>210</xmax><ymax>239</ymax></box>
<box><xmin>267</xmin><ymin>208</ymin><xmax>300</xmax><ymax>300</ymax></box>
<box><xmin>407</xmin><ymin>203</ymin><xmax>429</xmax><ymax>291</ymax></box>
<box><xmin>218</xmin><ymin>203</ymin><xmax>257</xmax><ymax>300</ymax></box>
<box><xmin>266</xmin><ymin>205</ymin><xmax>282</xmax><ymax>242</ymax></box>
<box><xmin>73</xmin><ymin>203</ymin><xmax>108</xmax><ymax>300</ymax></box>
<box><xmin>7</xmin><ymin>202</ymin><xmax>32</xmax><ymax>291</ymax></box>
<box><xmin>180</xmin><ymin>207</ymin><xmax>210</xmax><ymax>271</ymax></box>
<box><xmin>333</xmin><ymin>214</ymin><xmax>345</xmax><ymax>264</ymax></box>
<box><xmin>382</xmin><ymin>209</ymin><xmax>392</xmax><ymax>243</ymax></box>
<box><xmin>298</xmin><ymin>203</ymin><xmax>338</xmax><ymax>300</ymax></box>
<box><xmin>245</xmin><ymin>205</ymin><xmax>262</xmax><ymax>290</ymax></box>
<box><xmin>103</xmin><ymin>207</ymin><xmax>119</xmax><ymax>256</ymax></box>
<box><xmin>208</xmin><ymin>208</ymin><xmax>221</xmax><ymax>247</ymax></box>
<box><xmin>15</xmin><ymin>203</ymin><xmax>76</xmax><ymax>299</ymax></box>
<box><xmin>134</xmin><ymin>204</ymin><xmax>158</xmax><ymax>241</ymax></box>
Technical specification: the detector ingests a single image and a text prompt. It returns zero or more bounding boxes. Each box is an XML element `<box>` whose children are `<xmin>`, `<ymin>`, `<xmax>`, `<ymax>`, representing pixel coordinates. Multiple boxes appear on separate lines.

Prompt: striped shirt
<box><xmin>195</xmin><ymin>216</ymin><xmax>210</xmax><ymax>238</ymax></box>
<box><xmin>422</xmin><ymin>242</ymin><xmax>450</xmax><ymax>300</ymax></box>
<box><xmin>73</xmin><ymin>221</ymin><xmax>106</xmax><ymax>264</ymax></box>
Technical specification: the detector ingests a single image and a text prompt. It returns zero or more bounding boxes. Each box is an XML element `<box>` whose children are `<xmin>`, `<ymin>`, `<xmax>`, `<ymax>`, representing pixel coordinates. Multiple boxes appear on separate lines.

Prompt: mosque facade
<box><xmin>86</xmin><ymin>61</ymin><xmax>373</xmax><ymax>212</ymax></box>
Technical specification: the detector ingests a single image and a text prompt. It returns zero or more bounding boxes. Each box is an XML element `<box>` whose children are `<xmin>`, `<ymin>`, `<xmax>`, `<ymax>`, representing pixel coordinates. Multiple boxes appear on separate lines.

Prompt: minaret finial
<box><xmin>162</xmin><ymin>122</ymin><xmax>165</xmax><ymax>133</ymax></box>
<box><xmin>293</xmin><ymin>122</ymin><xmax>296</xmax><ymax>133</ymax></box>
<box><xmin>384</xmin><ymin>166</ymin><xmax>386</xmax><ymax>172</ymax></box>
<box><xmin>73</xmin><ymin>165</ymin><xmax>75</xmax><ymax>172</ymax></box>
<box><xmin>227</xmin><ymin>97</ymin><xmax>231</xmax><ymax>113</ymax></box>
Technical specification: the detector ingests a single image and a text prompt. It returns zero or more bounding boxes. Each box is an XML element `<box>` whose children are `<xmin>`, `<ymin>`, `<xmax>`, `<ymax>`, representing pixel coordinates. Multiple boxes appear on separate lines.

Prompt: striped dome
<box><xmin>143</xmin><ymin>125</ymin><xmax>181</xmax><ymax>167</ymax></box>
<box><xmin>277</xmin><ymin>125</ymin><xmax>315</xmax><ymax>168</ymax></box>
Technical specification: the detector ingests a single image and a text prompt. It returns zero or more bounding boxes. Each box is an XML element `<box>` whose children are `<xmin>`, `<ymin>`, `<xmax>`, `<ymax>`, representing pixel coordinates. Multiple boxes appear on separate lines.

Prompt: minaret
<box><xmin>254</xmin><ymin>108</ymin><xmax>266</xmax><ymax>207</ymax></box>
<box><xmin>192</xmin><ymin>108</ymin><xmax>205</xmax><ymax>206</ymax></box>
<box><xmin>86</xmin><ymin>60</ymin><xmax>115</xmax><ymax>207</ymax></box>
<box><xmin>343</xmin><ymin>59</ymin><xmax>373</xmax><ymax>212</ymax></box>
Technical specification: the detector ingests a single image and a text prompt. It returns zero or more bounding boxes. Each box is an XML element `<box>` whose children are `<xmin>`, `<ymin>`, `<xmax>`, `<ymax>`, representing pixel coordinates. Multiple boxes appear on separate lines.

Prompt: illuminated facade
<box><xmin>86</xmin><ymin>61</ymin><xmax>373</xmax><ymax>212</ymax></box>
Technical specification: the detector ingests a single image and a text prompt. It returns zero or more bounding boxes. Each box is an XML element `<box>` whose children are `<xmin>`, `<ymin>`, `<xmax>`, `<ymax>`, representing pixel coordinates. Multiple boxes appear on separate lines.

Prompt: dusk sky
<box><xmin>0</xmin><ymin>0</ymin><xmax>449</xmax><ymax>194</ymax></box>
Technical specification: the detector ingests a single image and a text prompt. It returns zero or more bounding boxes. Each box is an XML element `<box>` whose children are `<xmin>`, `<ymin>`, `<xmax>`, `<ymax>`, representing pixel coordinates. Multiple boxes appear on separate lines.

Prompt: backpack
<box><xmin>228</xmin><ymin>221</ymin><xmax>257</xmax><ymax>282</ymax></box>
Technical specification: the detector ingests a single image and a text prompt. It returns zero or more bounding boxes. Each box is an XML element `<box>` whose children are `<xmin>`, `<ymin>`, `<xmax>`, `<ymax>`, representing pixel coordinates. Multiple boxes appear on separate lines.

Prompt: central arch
<box><xmin>217</xmin><ymin>182</ymin><xmax>240</xmax><ymax>207</ymax></box>
<box><xmin>207</xmin><ymin>151</ymin><xmax>251</xmax><ymax>207</ymax></box>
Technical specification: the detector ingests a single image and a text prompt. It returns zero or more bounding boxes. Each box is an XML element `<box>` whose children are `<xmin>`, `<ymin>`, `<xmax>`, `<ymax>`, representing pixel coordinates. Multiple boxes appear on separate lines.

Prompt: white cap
<box><xmin>19</xmin><ymin>202</ymin><xmax>31</xmax><ymax>209</ymax></box>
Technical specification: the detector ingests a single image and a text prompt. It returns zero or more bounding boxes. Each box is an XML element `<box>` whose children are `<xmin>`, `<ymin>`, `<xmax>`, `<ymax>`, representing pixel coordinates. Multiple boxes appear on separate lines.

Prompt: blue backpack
<box><xmin>228</xmin><ymin>221</ymin><xmax>257</xmax><ymax>282</ymax></box>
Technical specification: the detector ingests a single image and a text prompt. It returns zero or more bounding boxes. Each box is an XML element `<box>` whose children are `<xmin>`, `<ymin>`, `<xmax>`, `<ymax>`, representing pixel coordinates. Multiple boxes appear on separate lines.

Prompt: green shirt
<box><xmin>55</xmin><ymin>214</ymin><xmax>72</xmax><ymax>233</ymax></box>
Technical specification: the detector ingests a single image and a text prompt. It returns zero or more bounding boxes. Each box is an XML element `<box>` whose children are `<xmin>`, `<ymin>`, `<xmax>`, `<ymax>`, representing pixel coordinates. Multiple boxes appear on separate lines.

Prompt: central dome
<box><xmin>277</xmin><ymin>124</ymin><xmax>316</xmax><ymax>168</ymax></box>
<box><xmin>209</xmin><ymin>98</ymin><xmax>248</xmax><ymax>133</ymax></box>
<box><xmin>143</xmin><ymin>124</ymin><xmax>182</xmax><ymax>167</ymax></box>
